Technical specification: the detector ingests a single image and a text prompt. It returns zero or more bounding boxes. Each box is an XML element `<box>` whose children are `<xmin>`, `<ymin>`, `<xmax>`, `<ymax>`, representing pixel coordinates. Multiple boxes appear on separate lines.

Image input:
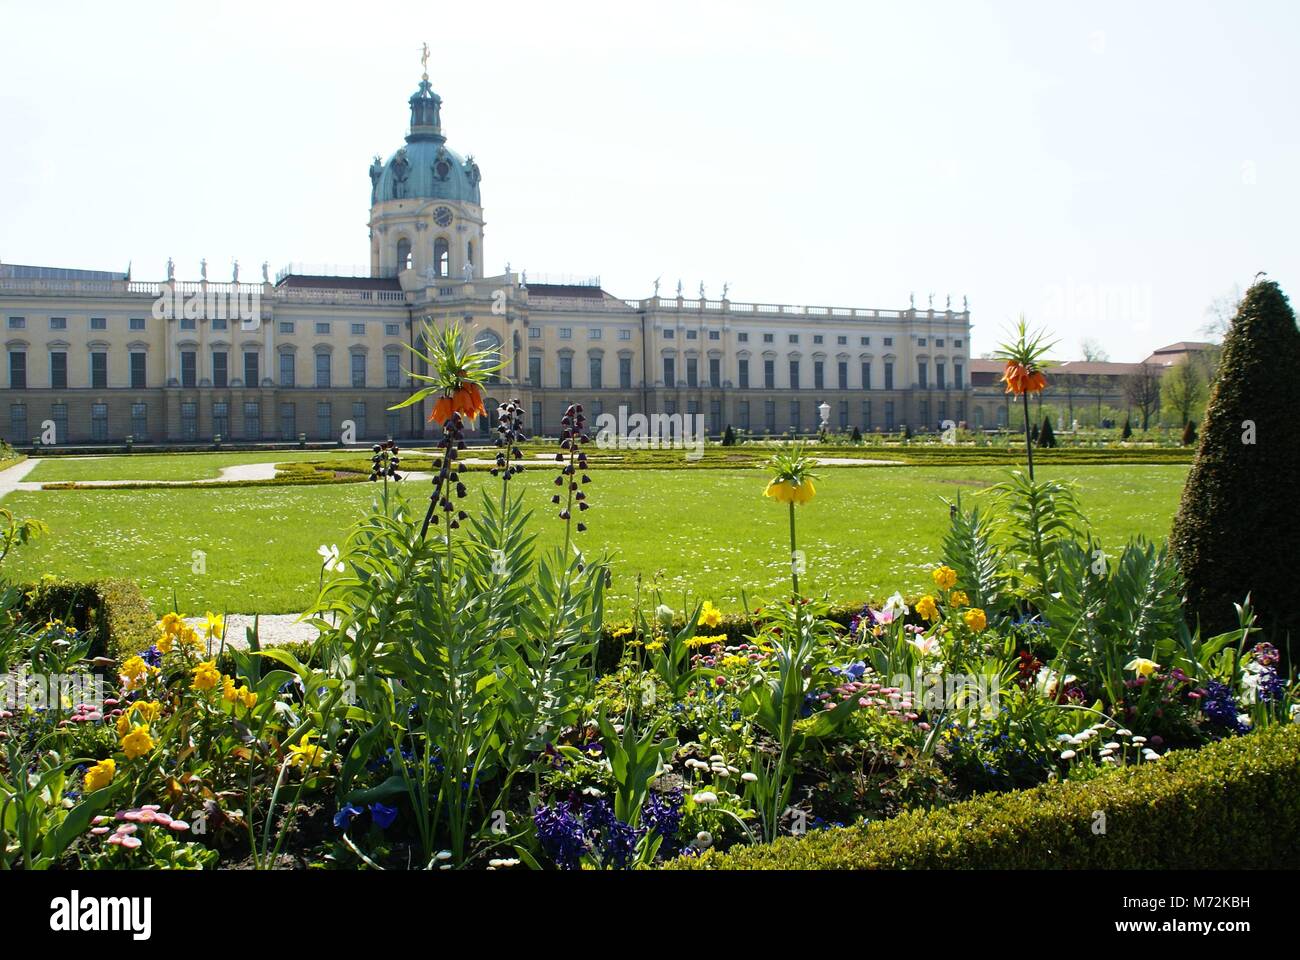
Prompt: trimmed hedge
<box><xmin>19</xmin><ymin>577</ymin><xmax>156</xmax><ymax>661</ymax></box>
<box><xmin>666</xmin><ymin>723</ymin><xmax>1300</xmax><ymax>869</ymax></box>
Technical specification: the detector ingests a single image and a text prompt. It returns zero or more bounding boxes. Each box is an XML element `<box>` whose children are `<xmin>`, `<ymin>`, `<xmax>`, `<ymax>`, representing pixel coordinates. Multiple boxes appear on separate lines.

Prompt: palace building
<box><xmin>1</xmin><ymin>71</ymin><xmax>973</xmax><ymax>446</ymax></box>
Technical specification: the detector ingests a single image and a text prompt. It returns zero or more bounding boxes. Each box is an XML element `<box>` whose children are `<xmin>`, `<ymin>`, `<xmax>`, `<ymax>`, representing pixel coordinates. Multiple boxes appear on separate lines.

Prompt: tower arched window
<box><xmin>396</xmin><ymin>238</ymin><xmax>412</xmax><ymax>272</ymax></box>
<box><xmin>467</xmin><ymin>240</ymin><xmax>475</xmax><ymax>273</ymax></box>
<box><xmin>475</xmin><ymin>329</ymin><xmax>502</xmax><ymax>384</ymax></box>
<box><xmin>434</xmin><ymin>238</ymin><xmax>450</xmax><ymax>278</ymax></box>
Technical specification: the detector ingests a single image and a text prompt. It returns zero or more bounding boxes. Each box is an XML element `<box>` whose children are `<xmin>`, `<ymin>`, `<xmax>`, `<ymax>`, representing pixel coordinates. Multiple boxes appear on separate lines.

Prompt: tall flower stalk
<box><xmin>992</xmin><ymin>316</ymin><xmax>1056</xmax><ymax>480</ymax></box>
<box><xmin>763</xmin><ymin>445</ymin><xmax>818</xmax><ymax>599</ymax></box>
<box><xmin>553</xmin><ymin>403</ymin><xmax>593</xmax><ymax>558</ymax></box>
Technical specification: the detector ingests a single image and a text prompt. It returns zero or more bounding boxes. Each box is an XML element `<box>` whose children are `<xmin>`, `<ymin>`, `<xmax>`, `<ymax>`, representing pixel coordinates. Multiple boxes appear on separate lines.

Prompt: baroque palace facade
<box><xmin>1</xmin><ymin>72</ymin><xmax>972</xmax><ymax>446</ymax></box>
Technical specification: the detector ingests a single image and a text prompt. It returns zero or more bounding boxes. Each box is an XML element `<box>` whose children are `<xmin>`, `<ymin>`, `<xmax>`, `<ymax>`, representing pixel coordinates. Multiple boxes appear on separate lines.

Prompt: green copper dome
<box><xmin>369</xmin><ymin>78</ymin><xmax>482</xmax><ymax>206</ymax></box>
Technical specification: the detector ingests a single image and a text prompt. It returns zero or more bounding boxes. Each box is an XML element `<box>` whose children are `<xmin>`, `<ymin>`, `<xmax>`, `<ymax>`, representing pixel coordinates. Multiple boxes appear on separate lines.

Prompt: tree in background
<box><xmin>1161</xmin><ymin>356</ymin><xmax>1208</xmax><ymax>427</ymax></box>
<box><xmin>1123</xmin><ymin>363</ymin><xmax>1162</xmax><ymax>431</ymax></box>
<box><xmin>1170</xmin><ymin>278</ymin><xmax>1300</xmax><ymax>641</ymax></box>
<box><xmin>1181</xmin><ymin>420</ymin><xmax>1197</xmax><ymax>446</ymax></box>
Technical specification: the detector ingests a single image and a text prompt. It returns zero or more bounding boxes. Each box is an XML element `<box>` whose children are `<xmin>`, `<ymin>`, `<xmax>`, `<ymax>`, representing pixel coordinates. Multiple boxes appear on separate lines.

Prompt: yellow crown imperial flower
<box><xmin>191</xmin><ymin>660</ymin><xmax>222</xmax><ymax>692</ymax></box>
<box><xmin>763</xmin><ymin>478</ymin><xmax>816</xmax><ymax>505</ymax></box>
<box><xmin>84</xmin><ymin>757</ymin><xmax>116</xmax><ymax>792</ymax></box>
<box><xmin>120</xmin><ymin>724</ymin><xmax>155</xmax><ymax>761</ymax></box>
<box><xmin>931</xmin><ymin>566</ymin><xmax>958</xmax><ymax>590</ymax></box>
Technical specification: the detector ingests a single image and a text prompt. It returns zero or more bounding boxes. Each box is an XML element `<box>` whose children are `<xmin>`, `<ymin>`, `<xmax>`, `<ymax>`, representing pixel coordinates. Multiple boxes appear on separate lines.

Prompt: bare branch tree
<box><xmin>1124</xmin><ymin>363</ymin><xmax>1162</xmax><ymax>430</ymax></box>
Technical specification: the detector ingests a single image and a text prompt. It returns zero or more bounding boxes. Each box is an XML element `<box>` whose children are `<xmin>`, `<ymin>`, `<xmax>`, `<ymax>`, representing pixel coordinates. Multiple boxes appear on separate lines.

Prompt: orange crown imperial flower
<box><xmin>1001</xmin><ymin>361</ymin><xmax>1048</xmax><ymax>396</ymax></box>
<box><xmin>430</xmin><ymin>382</ymin><xmax>486</xmax><ymax>425</ymax></box>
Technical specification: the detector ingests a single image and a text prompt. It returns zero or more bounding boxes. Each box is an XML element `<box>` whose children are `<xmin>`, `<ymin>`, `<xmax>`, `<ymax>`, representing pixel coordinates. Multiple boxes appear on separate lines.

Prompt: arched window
<box><xmin>396</xmin><ymin>238</ymin><xmax>412</xmax><ymax>272</ymax></box>
<box><xmin>467</xmin><ymin>240</ymin><xmax>475</xmax><ymax>272</ymax></box>
<box><xmin>475</xmin><ymin>329</ymin><xmax>503</xmax><ymax>384</ymax></box>
<box><xmin>434</xmin><ymin>238</ymin><xmax>450</xmax><ymax>278</ymax></box>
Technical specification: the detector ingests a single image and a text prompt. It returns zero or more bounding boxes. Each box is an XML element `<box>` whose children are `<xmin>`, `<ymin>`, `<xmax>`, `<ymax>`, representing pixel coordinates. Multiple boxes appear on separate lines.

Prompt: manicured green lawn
<box><xmin>1</xmin><ymin>463</ymin><xmax>1188</xmax><ymax>617</ymax></box>
<box><xmin>23</xmin><ymin>450</ymin><xmax>376</xmax><ymax>482</ymax></box>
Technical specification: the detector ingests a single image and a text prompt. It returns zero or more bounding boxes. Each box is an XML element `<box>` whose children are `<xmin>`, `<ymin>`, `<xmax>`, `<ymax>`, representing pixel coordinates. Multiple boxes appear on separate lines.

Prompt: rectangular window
<box><xmin>180</xmin><ymin>317</ymin><xmax>196</xmax><ymax>331</ymax></box>
<box><xmin>130</xmin><ymin>402</ymin><xmax>148</xmax><ymax>439</ymax></box>
<box><xmin>51</xmin><ymin>402</ymin><xmax>67</xmax><ymax>443</ymax></box>
<box><xmin>385</xmin><ymin>323</ymin><xmax>399</xmax><ymax>336</ymax></box>
<box><xmin>813</xmin><ymin>335</ymin><xmax>823</xmax><ymax>345</ymax></box>
<box><xmin>917</xmin><ymin>361</ymin><xmax>928</xmax><ymax>389</ymax></box>
<box><xmin>710</xmin><ymin>399</ymin><xmax>722</xmax><ymax>434</ymax></box>
<box><xmin>663</xmin><ymin>357</ymin><xmax>675</xmax><ymax>385</ymax></box>
<box><xmin>130</xmin><ymin>352</ymin><xmax>147</xmax><ymax>388</ymax></box>
<box><xmin>351</xmin><ymin>401</ymin><xmax>367</xmax><ymax>440</ymax></box>
<box><xmin>788</xmin><ymin>334</ymin><xmax>799</xmax><ymax>344</ymax></box>
<box><xmin>279</xmin><ymin>403</ymin><xmax>296</xmax><ymax>440</ymax></box>
<box><xmin>686</xmin><ymin>330</ymin><xmax>697</xmax><ymax>340</ymax></box>
<box><xmin>738</xmin><ymin>400</ymin><xmax>750</xmax><ymax>429</ymax></box>
<box><xmin>686</xmin><ymin>357</ymin><xmax>698</xmax><ymax>387</ymax></box>
<box><xmin>90</xmin><ymin>317</ymin><xmax>106</xmax><ymax>331</ymax></box>
<box><xmin>884</xmin><ymin>361</ymin><xmax>894</xmax><ymax>390</ymax></box>
<box><xmin>243</xmin><ymin>401</ymin><xmax>261</xmax><ymax>440</ymax></box>
<box><xmin>883</xmin><ymin>337</ymin><xmax>893</xmax><ymax>347</ymax></box>
<box><xmin>213</xmin><ymin>351</ymin><xmax>228</xmax><ymax>388</ymax></box>
<box><xmin>738</xmin><ymin>358</ymin><xmax>749</xmax><ymax>389</ymax></box>
<box><xmin>618</xmin><ymin>329</ymin><xmax>632</xmax><ymax>341</ymax></box>
<box><xmin>91</xmin><ymin>352</ymin><xmax>107</xmax><ymax>389</ymax></box>
<box><xmin>91</xmin><ymin>403</ymin><xmax>108</xmax><ymax>442</ymax></box>
<box><xmin>529</xmin><ymin>327</ymin><xmax>542</xmax><ymax>339</ymax></box>
<box><xmin>920</xmin><ymin>399</ymin><xmax>930</xmax><ymax>427</ymax></box>
<box><xmin>762</xmin><ymin>333</ymin><xmax>774</xmax><ymax>343</ymax></box>
<box><xmin>8</xmin><ymin>317</ymin><xmax>26</xmax><ymax>330</ymax></box>
<box><xmin>764</xmin><ymin>400</ymin><xmax>776</xmax><ymax>433</ymax></box>
<box><xmin>588</xmin><ymin>328</ymin><xmax>602</xmax><ymax>339</ymax></box>
<box><xmin>386</xmin><ymin>353</ymin><xmax>401</xmax><ymax>388</ymax></box>
<box><xmin>788</xmin><ymin>360</ymin><xmax>800</xmax><ymax>390</ymax></box>
<box><xmin>861</xmin><ymin>336</ymin><xmax>870</xmax><ymax>346</ymax></box>
<box><xmin>10</xmin><ymin>350</ymin><xmax>28</xmax><ymax>388</ymax></box>
<box><xmin>50</xmin><ymin>351</ymin><xmax>67</xmax><ymax>389</ymax></box>
<box><xmin>709</xmin><ymin>357</ymin><xmax>720</xmax><ymax>386</ymax></box>
<box><xmin>837</xmin><ymin>361</ymin><xmax>848</xmax><ymax>390</ymax></box>
<box><xmin>181</xmin><ymin>400</ymin><xmax>198</xmax><ymax>441</ymax></box>
<box><xmin>589</xmin><ymin>356</ymin><xmax>602</xmax><ymax>389</ymax></box>
<box><xmin>351</xmin><ymin>353</ymin><xmax>366</xmax><ymax>388</ymax></box>
<box><xmin>861</xmin><ymin>362</ymin><xmax>872</xmax><ymax>390</ymax></box>
<box><xmin>244</xmin><ymin>351</ymin><xmax>259</xmax><ymax>386</ymax></box>
<box><xmin>385</xmin><ymin>410</ymin><xmax>401</xmax><ymax>440</ymax></box>
<box><xmin>936</xmin><ymin>362</ymin><xmax>946</xmax><ymax>390</ymax></box>
<box><xmin>181</xmin><ymin>350</ymin><xmax>197</xmax><ymax>388</ymax></box>
<box><xmin>280</xmin><ymin>352</ymin><xmax>296</xmax><ymax>387</ymax></box>
<box><xmin>662</xmin><ymin>328</ymin><xmax>674</xmax><ymax>339</ymax></box>
<box><xmin>764</xmin><ymin>359</ymin><xmax>775</xmax><ymax>389</ymax></box>
<box><xmin>954</xmin><ymin>363</ymin><xmax>964</xmax><ymax>389</ymax></box>
<box><xmin>789</xmin><ymin>400</ymin><xmax>800</xmax><ymax>431</ymax></box>
<box><xmin>351</xmin><ymin>323</ymin><xmax>365</xmax><ymax>336</ymax></box>
<box><xmin>315</xmin><ymin>353</ymin><xmax>331</xmax><ymax>388</ymax></box>
<box><xmin>861</xmin><ymin>400</ymin><xmax>872</xmax><ymax>431</ymax></box>
<box><xmin>838</xmin><ymin>400</ymin><xmax>848</xmax><ymax>429</ymax></box>
<box><xmin>936</xmin><ymin>339</ymin><xmax>945</xmax><ymax>348</ymax></box>
<box><xmin>50</xmin><ymin>317</ymin><xmax>67</xmax><ymax>330</ymax></box>
<box><xmin>738</xmin><ymin>332</ymin><xmax>749</xmax><ymax>342</ymax></box>
<box><xmin>558</xmin><ymin>328</ymin><xmax>572</xmax><ymax>340</ymax></box>
<box><xmin>559</xmin><ymin>355</ymin><xmax>573</xmax><ymax>389</ymax></box>
<box><xmin>316</xmin><ymin>322</ymin><xmax>330</xmax><ymax>335</ymax></box>
<box><xmin>619</xmin><ymin>356</ymin><xmax>632</xmax><ymax>389</ymax></box>
<box><xmin>316</xmin><ymin>401</ymin><xmax>332</xmax><ymax>440</ymax></box>
<box><xmin>918</xmin><ymin>338</ymin><xmax>927</xmax><ymax>347</ymax></box>
<box><xmin>212</xmin><ymin>318</ymin><xmax>228</xmax><ymax>331</ymax></box>
<box><xmin>528</xmin><ymin>355</ymin><xmax>542</xmax><ymax>387</ymax></box>
<box><xmin>531</xmin><ymin>401</ymin><xmax>542</xmax><ymax>433</ymax></box>
<box><xmin>10</xmin><ymin>403</ymin><xmax>27</xmax><ymax>440</ymax></box>
<box><xmin>837</xmin><ymin>335</ymin><xmax>847</xmax><ymax>345</ymax></box>
<box><xmin>129</xmin><ymin>317</ymin><xmax>145</xmax><ymax>331</ymax></box>
<box><xmin>212</xmin><ymin>401</ymin><xmax>229</xmax><ymax>438</ymax></box>
<box><xmin>813</xmin><ymin>361</ymin><xmax>824</xmax><ymax>390</ymax></box>
<box><xmin>280</xmin><ymin>321</ymin><xmax>295</xmax><ymax>334</ymax></box>
<box><xmin>885</xmin><ymin>400</ymin><xmax>896</xmax><ymax>430</ymax></box>
<box><xmin>954</xmin><ymin>339</ymin><xmax>963</xmax><ymax>347</ymax></box>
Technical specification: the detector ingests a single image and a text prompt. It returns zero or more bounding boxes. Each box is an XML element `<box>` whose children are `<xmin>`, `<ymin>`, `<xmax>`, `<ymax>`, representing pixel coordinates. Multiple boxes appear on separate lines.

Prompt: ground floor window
<box><xmin>131</xmin><ymin>402</ymin><xmax>148</xmax><ymax>440</ymax></box>
<box><xmin>91</xmin><ymin>403</ymin><xmax>108</xmax><ymax>442</ymax></box>
<box><xmin>710</xmin><ymin>400</ymin><xmax>721</xmax><ymax>435</ymax></box>
<box><xmin>789</xmin><ymin>400</ymin><xmax>800</xmax><ymax>433</ymax></box>
<box><xmin>280</xmin><ymin>403</ymin><xmax>296</xmax><ymax>441</ymax></box>
<box><xmin>385</xmin><ymin>410</ymin><xmax>401</xmax><ymax>440</ymax></box>
<box><xmin>885</xmin><ymin>401</ymin><xmax>896</xmax><ymax>431</ymax></box>
<box><xmin>10</xmin><ymin>403</ymin><xmax>27</xmax><ymax>441</ymax></box>
<box><xmin>243</xmin><ymin>401</ymin><xmax>261</xmax><ymax>440</ymax></box>
<box><xmin>317</xmin><ymin>402</ymin><xmax>332</xmax><ymax>440</ymax></box>
<box><xmin>838</xmin><ymin>400</ymin><xmax>848</xmax><ymax>430</ymax></box>
<box><xmin>764</xmin><ymin>400</ymin><xmax>776</xmax><ymax>433</ymax></box>
<box><xmin>351</xmin><ymin>401</ymin><xmax>367</xmax><ymax>441</ymax></box>
<box><xmin>531</xmin><ymin>401</ymin><xmax>542</xmax><ymax>435</ymax></box>
<box><xmin>862</xmin><ymin>400</ymin><xmax>872</xmax><ymax>431</ymax></box>
<box><xmin>181</xmin><ymin>401</ymin><xmax>198</xmax><ymax>441</ymax></box>
<box><xmin>51</xmin><ymin>402</ymin><xmax>68</xmax><ymax>443</ymax></box>
<box><xmin>738</xmin><ymin>400</ymin><xmax>750</xmax><ymax>429</ymax></box>
<box><xmin>212</xmin><ymin>402</ymin><xmax>229</xmax><ymax>438</ymax></box>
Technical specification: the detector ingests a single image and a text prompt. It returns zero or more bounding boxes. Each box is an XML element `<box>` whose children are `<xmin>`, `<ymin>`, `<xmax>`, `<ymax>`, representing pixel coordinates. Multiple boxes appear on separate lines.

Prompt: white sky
<box><xmin>1</xmin><ymin>0</ymin><xmax>1296</xmax><ymax>360</ymax></box>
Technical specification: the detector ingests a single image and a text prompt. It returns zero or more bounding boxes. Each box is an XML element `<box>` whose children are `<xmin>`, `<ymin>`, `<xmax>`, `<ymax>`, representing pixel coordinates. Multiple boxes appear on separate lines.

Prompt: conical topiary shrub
<box><xmin>1170</xmin><ymin>278</ymin><xmax>1300</xmax><ymax>640</ymax></box>
<box><xmin>1037</xmin><ymin>416</ymin><xmax>1056</xmax><ymax>448</ymax></box>
<box><xmin>1122</xmin><ymin>417</ymin><xmax>1133</xmax><ymax>440</ymax></box>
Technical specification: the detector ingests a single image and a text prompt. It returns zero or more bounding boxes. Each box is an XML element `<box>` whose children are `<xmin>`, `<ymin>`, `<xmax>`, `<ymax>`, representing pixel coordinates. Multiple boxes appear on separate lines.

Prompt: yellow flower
<box><xmin>643</xmin><ymin>640</ymin><xmax>665</xmax><ymax>653</ymax></box>
<box><xmin>916</xmin><ymin>595</ymin><xmax>940</xmax><ymax>622</ymax></box>
<box><xmin>949</xmin><ymin>590</ymin><xmax>969</xmax><ymax>608</ymax></box>
<box><xmin>1125</xmin><ymin>657</ymin><xmax>1160</xmax><ymax>678</ymax></box>
<box><xmin>286</xmin><ymin>733</ymin><xmax>325</xmax><ymax>769</ymax></box>
<box><xmin>155</xmin><ymin>631</ymin><xmax>174</xmax><ymax>654</ymax></box>
<box><xmin>764</xmin><ymin>478</ymin><xmax>816</xmax><ymax>505</ymax></box>
<box><xmin>115</xmin><ymin>700</ymin><xmax>162</xmax><ymax>737</ymax></box>
<box><xmin>120</xmin><ymin>656</ymin><xmax>151</xmax><ymax>692</ymax></box>
<box><xmin>687</xmin><ymin>635</ymin><xmax>723</xmax><ymax>649</ymax></box>
<box><xmin>191</xmin><ymin>660</ymin><xmax>222</xmax><ymax>692</ymax></box>
<box><xmin>962</xmin><ymin>608</ymin><xmax>987</xmax><ymax>632</ymax></box>
<box><xmin>203</xmin><ymin>611</ymin><xmax>224</xmax><ymax>641</ymax></box>
<box><xmin>158</xmin><ymin>612</ymin><xmax>183</xmax><ymax>637</ymax></box>
<box><xmin>610</xmin><ymin>625</ymin><xmax>633</xmax><ymax>639</ymax></box>
<box><xmin>222</xmin><ymin>676</ymin><xmax>257</xmax><ymax>710</ymax></box>
<box><xmin>178</xmin><ymin>625</ymin><xmax>203</xmax><ymax>650</ymax></box>
<box><xmin>932</xmin><ymin>566</ymin><xmax>958</xmax><ymax>590</ymax></box>
<box><xmin>120</xmin><ymin>724</ymin><xmax>155</xmax><ymax>761</ymax></box>
<box><xmin>84</xmin><ymin>758</ymin><xmax>116</xmax><ymax>791</ymax></box>
<box><xmin>699</xmin><ymin>601</ymin><xmax>723</xmax><ymax>629</ymax></box>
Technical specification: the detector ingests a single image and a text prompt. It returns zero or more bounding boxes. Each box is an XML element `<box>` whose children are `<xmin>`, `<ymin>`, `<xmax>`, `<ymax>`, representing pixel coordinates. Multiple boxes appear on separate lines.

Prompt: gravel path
<box><xmin>0</xmin><ymin>458</ymin><xmax>40</xmax><ymax>500</ymax></box>
<box><xmin>184</xmin><ymin>613</ymin><xmax>322</xmax><ymax>651</ymax></box>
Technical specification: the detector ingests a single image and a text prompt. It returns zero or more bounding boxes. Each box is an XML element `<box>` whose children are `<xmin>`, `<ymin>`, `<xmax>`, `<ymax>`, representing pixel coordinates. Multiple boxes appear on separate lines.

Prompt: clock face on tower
<box><xmin>433</xmin><ymin>206</ymin><xmax>453</xmax><ymax>227</ymax></box>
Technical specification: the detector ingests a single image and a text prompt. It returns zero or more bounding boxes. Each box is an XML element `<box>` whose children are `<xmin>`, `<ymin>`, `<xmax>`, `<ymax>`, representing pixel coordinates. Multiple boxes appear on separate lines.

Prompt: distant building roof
<box><xmin>275</xmin><ymin>274</ymin><xmax>402</xmax><ymax>291</ymax></box>
<box><xmin>1142</xmin><ymin>341</ymin><xmax>1216</xmax><ymax>366</ymax></box>
<box><xmin>0</xmin><ymin>262</ymin><xmax>127</xmax><ymax>281</ymax></box>
<box><xmin>527</xmin><ymin>283</ymin><xmax>608</xmax><ymax>300</ymax></box>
